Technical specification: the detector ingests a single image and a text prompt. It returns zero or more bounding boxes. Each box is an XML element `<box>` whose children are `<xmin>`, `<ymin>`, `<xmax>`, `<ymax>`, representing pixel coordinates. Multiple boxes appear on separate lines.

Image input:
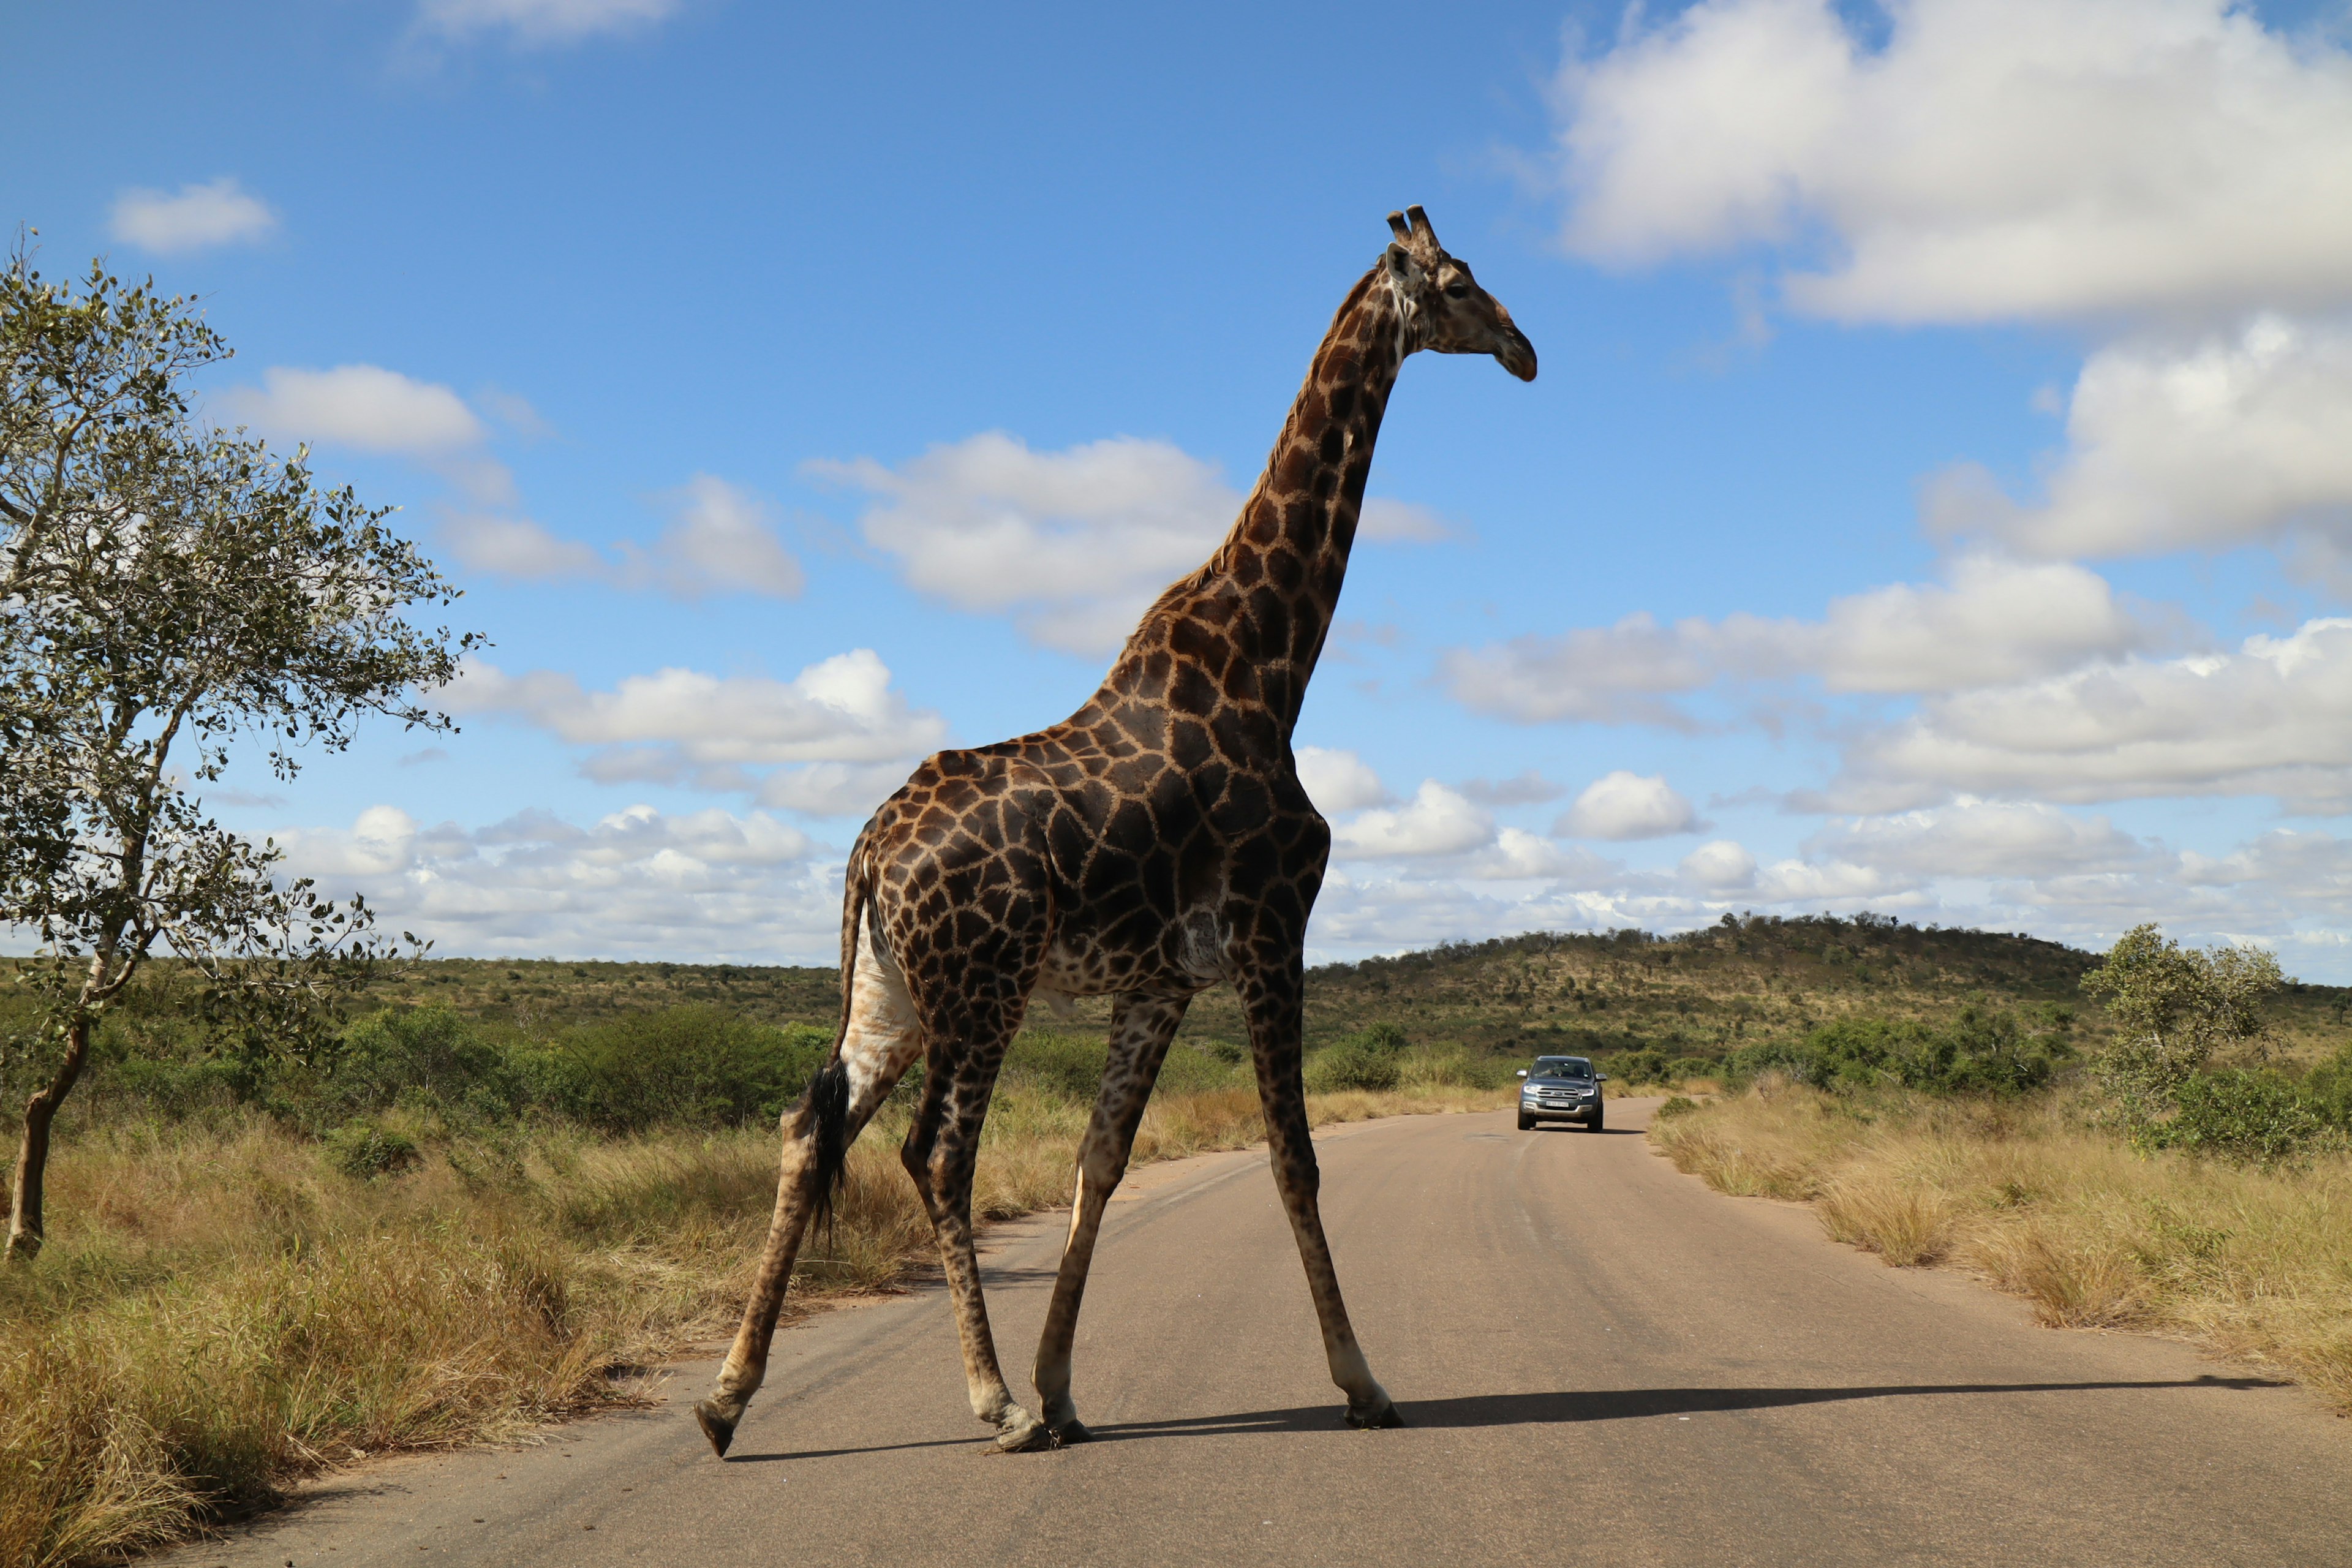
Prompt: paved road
<box><xmin>173</xmin><ymin>1100</ymin><xmax>2350</xmax><ymax>1567</ymax></box>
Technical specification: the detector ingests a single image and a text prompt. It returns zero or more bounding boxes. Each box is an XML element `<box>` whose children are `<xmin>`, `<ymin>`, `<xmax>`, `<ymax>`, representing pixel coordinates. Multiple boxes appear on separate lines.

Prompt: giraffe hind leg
<box><xmin>695</xmin><ymin>921</ymin><xmax>921</xmax><ymax>1457</ymax></box>
<box><xmin>905</xmin><ymin>1044</ymin><xmax>1055</xmax><ymax>1453</ymax></box>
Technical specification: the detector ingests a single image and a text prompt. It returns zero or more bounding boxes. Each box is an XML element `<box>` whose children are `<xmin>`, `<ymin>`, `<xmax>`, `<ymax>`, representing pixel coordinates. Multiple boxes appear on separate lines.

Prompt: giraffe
<box><xmin>695</xmin><ymin>206</ymin><xmax>1537</xmax><ymax>1458</ymax></box>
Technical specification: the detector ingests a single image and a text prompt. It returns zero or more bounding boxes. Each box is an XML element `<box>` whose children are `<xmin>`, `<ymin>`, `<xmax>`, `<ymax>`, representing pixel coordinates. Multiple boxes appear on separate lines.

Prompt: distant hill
<box><xmin>358</xmin><ymin>913</ymin><xmax>2350</xmax><ymax>1069</ymax></box>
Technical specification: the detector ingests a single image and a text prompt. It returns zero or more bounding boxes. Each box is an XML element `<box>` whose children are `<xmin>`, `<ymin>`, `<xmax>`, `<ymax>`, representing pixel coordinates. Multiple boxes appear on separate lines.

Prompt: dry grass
<box><xmin>1649</xmin><ymin>1079</ymin><xmax>2352</xmax><ymax>1406</ymax></box>
<box><xmin>0</xmin><ymin>1080</ymin><xmax>1501</xmax><ymax>1566</ymax></box>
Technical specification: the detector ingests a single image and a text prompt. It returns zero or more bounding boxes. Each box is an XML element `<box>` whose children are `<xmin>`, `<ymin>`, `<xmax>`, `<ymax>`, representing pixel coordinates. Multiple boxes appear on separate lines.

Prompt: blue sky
<box><xmin>11</xmin><ymin>0</ymin><xmax>2352</xmax><ymax>974</ymax></box>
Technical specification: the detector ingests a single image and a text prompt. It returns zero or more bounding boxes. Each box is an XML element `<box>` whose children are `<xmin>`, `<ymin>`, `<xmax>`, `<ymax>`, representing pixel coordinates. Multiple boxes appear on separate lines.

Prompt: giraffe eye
<box><xmin>1444</xmin><ymin>283</ymin><xmax>1469</xmax><ymax>300</ymax></box>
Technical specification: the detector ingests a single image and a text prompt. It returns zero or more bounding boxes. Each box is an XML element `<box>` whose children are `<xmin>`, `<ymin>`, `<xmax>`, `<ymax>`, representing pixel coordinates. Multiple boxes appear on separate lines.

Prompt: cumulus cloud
<box><xmin>415</xmin><ymin>0</ymin><xmax>680</xmax><ymax>47</ymax></box>
<box><xmin>1295</xmin><ymin>747</ymin><xmax>1391</xmax><ymax>814</ymax></box>
<box><xmin>220</xmin><ymin>364</ymin><xmax>485</xmax><ymax>457</ymax></box>
<box><xmin>812</xmin><ymin>431</ymin><xmax>1450</xmax><ymax>653</ymax></box>
<box><xmin>1357</xmin><ymin>498</ymin><xmax>1457</xmax><ymax>543</ymax></box>
<box><xmin>1820</xmin><ymin>617</ymin><xmax>2352</xmax><ymax>812</ymax></box>
<box><xmin>108</xmin><ymin>178</ymin><xmax>278</xmax><ymax>254</ymax></box>
<box><xmin>753</xmin><ymin>761</ymin><xmax>916</xmax><ymax>821</ymax></box>
<box><xmin>1441</xmin><ymin>554</ymin><xmax>2150</xmax><ymax>723</ymax></box>
<box><xmin>1329</xmin><ymin>782</ymin><xmax>1494</xmax><ymax>860</ymax></box>
<box><xmin>1555</xmin><ymin>0</ymin><xmax>2352</xmax><ymax>323</ymax></box>
<box><xmin>1558</xmin><ymin>771</ymin><xmax>1700</xmax><ymax>840</ymax></box>
<box><xmin>1804</xmin><ymin>801</ymin><xmax>2152</xmax><ymax>880</ymax></box>
<box><xmin>439</xmin><ymin>512</ymin><xmax>605</xmax><ymax>580</ymax></box>
<box><xmin>1463</xmin><ymin>829</ymin><xmax>1621</xmax><ymax>883</ymax></box>
<box><xmin>616</xmin><ymin>473</ymin><xmax>805</xmax><ymax>600</ymax></box>
<box><xmin>810</xmin><ymin>432</ymin><xmax>1232</xmax><ymax>654</ymax></box>
<box><xmin>1937</xmin><ymin>316</ymin><xmax>2352</xmax><ymax>561</ymax></box>
<box><xmin>443</xmin><ymin>649</ymin><xmax>949</xmax><ymax>787</ymax></box>
<box><xmin>277</xmin><ymin>802</ymin><xmax>837</xmax><ymax>960</ymax></box>
<box><xmin>1678</xmin><ymin>839</ymin><xmax>1757</xmax><ymax>891</ymax></box>
<box><xmin>1458</xmin><ymin>770</ymin><xmax>1565</xmax><ymax>807</ymax></box>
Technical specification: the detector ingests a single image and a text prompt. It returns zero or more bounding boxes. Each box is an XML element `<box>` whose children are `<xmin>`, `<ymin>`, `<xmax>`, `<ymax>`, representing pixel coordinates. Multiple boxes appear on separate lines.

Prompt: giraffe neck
<box><xmin>1100</xmin><ymin>265</ymin><xmax>1409</xmax><ymax>745</ymax></box>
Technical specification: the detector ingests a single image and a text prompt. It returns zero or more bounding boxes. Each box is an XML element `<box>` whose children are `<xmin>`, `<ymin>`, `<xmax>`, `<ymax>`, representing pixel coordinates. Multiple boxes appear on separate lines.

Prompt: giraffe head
<box><xmin>1381</xmin><ymin>206</ymin><xmax>1537</xmax><ymax>382</ymax></box>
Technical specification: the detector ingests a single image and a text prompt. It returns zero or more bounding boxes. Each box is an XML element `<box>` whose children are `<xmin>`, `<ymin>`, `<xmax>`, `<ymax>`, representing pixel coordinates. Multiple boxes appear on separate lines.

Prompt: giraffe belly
<box><xmin>1035</xmin><ymin>906</ymin><xmax>1226</xmax><ymax>1001</ymax></box>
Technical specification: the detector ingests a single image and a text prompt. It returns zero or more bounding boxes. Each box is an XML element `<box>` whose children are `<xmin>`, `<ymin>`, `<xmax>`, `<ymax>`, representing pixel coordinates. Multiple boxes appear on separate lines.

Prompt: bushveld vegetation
<box><xmin>6</xmin><ymin>915</ymin><xmax>2348</xmax><ymax>1563</ymax></box>
<box><xmin>0</xmin><ymin>988</ymin><xmax>1501</xmax><ymax>1567</ymax></box>
<box><xmin>1650</xmin><ymin>922</ymin><xmax>2352</xmax><ymax>1419</ymax></box>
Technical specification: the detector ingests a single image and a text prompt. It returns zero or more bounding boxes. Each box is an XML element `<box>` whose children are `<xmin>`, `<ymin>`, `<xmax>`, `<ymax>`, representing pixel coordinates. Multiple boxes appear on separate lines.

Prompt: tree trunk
<box><xmin>6</xmin><ymin>1013</ymin><xmax>91</xmax><ymax>1264</ymax></box>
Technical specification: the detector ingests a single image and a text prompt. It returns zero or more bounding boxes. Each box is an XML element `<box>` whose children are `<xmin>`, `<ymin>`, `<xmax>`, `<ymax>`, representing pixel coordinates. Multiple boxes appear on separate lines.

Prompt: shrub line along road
<box><xmin>170</xmin><ymin>1099</ymin><xmax>2349</xmax><ymax>1568</ymax></box>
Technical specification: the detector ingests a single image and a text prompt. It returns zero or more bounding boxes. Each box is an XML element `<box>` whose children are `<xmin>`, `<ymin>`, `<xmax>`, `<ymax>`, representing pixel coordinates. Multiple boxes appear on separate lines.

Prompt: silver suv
<box><xmin>1517</xmin><ymin>1055</ymin><xmax>1606</xmax><ymax>1131</ymax></box>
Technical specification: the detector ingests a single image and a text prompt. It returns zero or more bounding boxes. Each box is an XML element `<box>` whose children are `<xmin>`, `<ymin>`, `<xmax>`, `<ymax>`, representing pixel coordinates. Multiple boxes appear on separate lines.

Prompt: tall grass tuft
<box><xmin>1</xmin><ymin>1077</ymin><xmax>1502</xmax><ymax>1565</ymax></box>
<box><xmin>1649</xmin><ymin>1084</ymin><xmax>2352</xmax><ymax>1406</ymax></box>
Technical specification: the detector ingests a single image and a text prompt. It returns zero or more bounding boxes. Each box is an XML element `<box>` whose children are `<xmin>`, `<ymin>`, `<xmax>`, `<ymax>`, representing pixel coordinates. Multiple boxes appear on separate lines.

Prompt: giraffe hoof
<box><xmin>693</xmin><ymin>1398</ymin><xmax>741</xmax><ymax>1458</ymax></box>
<box><xmin>992</xmin><ymin>1410</ymin><xmax>1054</xmax><ymax>1453</ymax></box>
<box><xmin>1344</xmin><ymin>1400</ymin><xmax>1406</xmax><ymax>1431</ymax></box>
<box><xmin>1049</xmin><ymin>1418</ymin><xmax>1094</xmax><ymax>1446</ymax></box>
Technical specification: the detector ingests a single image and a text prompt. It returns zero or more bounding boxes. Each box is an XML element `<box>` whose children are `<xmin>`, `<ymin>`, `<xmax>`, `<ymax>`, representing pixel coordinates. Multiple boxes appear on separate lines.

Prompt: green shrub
<box><xmin>2304</xmin><ymin>1044</ymin><xmax>2352</xmax><ymax>1131</ymax></box>
<box><xmin>1306</xmin><ymin>1039</ymin><xmax>1401</xmax><ymax>1093</ymax></box>
<box><xmin>2162</xmin><ymin>1070</ymin><xmax>2324</xmax><ymax>1164</ymax></box>
<box><xmin>320</xmin><ymin>1006</ymin><xmax>528</xmax><ymax>1126</ymax></box>
<box><xmin>522</xmin><ymin>1008</ymin><xmax>832</xmax><ymax>1131</ymax></box>
<box><xmin>323</xmin><ymin>1120</ymin><xmax>422</xmax><ymax>1179</ymax></box>
<box><xmin>1655</xmin><ymin>1095</ymin><xmax>1699</xmax><ymax>1119</ymax></box>
<box><xmin>1666</xmin><ymin>1057</ymin><xmax>1716</xmax><ymax>1082</ymax></box>
<box><xmin>999</xmin><ymin>1031</ymin><xmax>1109</xmax><ymax>1101</ymax></box>
<box><xmin>1722</xmin><ymin>1006</ymin><xmax>2070</xmax><ymax>1096</ymax></box>
<box><xmin>1612</xmin><ymin>1049</ymin><xmax>1669</xmax><ymax>1085</ymax></box>
<box><xmin>1154</xmin><ymin>1043</ymin><xmax>1242</xmax><ymax>1096</ymax></box>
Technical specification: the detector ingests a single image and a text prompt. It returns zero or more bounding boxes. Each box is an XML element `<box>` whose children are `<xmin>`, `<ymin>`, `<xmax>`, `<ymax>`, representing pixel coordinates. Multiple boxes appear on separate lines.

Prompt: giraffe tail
<box><xmin>805</xmin><ymin>835</ymin><xmax>874</xmax><ymax>1231</ymax></box>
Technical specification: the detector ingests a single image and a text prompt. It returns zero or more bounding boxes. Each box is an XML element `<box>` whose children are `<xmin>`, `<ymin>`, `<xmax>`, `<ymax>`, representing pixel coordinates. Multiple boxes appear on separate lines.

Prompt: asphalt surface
<box><xmin>168</xmin><ymin>1099</ymin><xmax>2351</xmax><ymax>1568</ymax></box>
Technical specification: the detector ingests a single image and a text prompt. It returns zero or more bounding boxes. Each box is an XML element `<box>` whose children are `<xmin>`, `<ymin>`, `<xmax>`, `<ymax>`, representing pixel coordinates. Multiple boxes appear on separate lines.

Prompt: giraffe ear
<box><xmin>1384</xmin><ymin>242</ymin><xmax>1423</xmax><ymax>285</ymax></box>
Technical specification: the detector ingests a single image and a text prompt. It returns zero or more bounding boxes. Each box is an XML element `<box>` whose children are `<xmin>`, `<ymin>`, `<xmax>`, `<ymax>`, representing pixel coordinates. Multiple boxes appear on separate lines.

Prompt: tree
<box><xmin>1</xmin><ymin>250</ymin><xmax>475</xmax><ymax>1261</ymax></box>
<box><xmin>2081</xmin><ymin>923</ymin><xmax>2282</xmax><ymax>1138</ymax></box>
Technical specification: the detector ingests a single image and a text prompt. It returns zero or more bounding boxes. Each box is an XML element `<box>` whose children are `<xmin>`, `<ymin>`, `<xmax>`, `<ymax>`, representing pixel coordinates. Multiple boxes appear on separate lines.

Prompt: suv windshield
<box><xmin>1531</xmin><ymin>1057</ymin><xmax>1591</xmax><ymax>1079</ymax></box>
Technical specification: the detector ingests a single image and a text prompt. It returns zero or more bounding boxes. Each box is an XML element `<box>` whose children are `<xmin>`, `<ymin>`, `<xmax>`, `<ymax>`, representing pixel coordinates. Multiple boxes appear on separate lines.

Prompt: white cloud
<box><xmin>753</xmin><ymin>761</ymin><xmax>914</xmax><ymax>820</ymax></box>
<box><xmin>1939</xmin><ymin>316</ymin><xmax>2352</xmax><ymax>560</ymax></box>
<box><xmin>440</xmin><ymin>512</ymin><xmax>605</xmax><ymax>580</ymax></box>
<box><xmin>1464</xmin><ymin>828</ymin><xmax>1620</xmax><ymax>883</ymax></box>
<box><xmin>1329</xmin><ymin>782</ymin><xmax>1494</xmax><ymax>860</ymax></box>
<box><xmin>446</xmin><ymin>651</ymin><xmax>947</xmax><ymax>777</ymax></box>
<box><xmin>277</xmin><ymin>801</ymin><xmax>837</xmax><ymax>962</ymax></box>
<box><xmin>1822</xmin><ymin>617</ymin><xmax>2352</xmax><ymax>812</ymax></box>
<box><xmin>1458</xmin><ymin>770</ymin><xmax>1565</xmax><ymax>806</ymax></box>
<box><xmin>415</xmin><ymin>0</ymin><xmax>680</xmax><ymax>47</ymax></box>
<box><xmin>1678</xmin><ymin>839</ymin><xmax>1757</xmax><ymax>891</ymax></box>
<box><xmin>1295</xmin><ymin>746</ymin><xmax>1391</xmax><ymax>813</ymax></box>
<box><xmin>813</xmin><ymin>431</ymin><xmax>1449</xmax><ymax>654</ymax></box>
<box><xmin>617</xmin><ymin>473</ymin><xmax>804</xmax><ymax>600</ymax></box>
<box><xmin>108</xmin><ymin>178</ymin><xmax>278</xmax><ymax>254</ymax></box>
<box><xmin>1559</xmin><ymin>771</ymin><xmax>1700</xmax><ymax>840</ymax></box>
<box><xmin>810</xmin><ymin>432</ymin><xmax>1234</xmax><ymax>655</ymax></box>
<box><xmin>219</xmin><ymin>364</ymin><xmax>485</xmax><ymax>456</ymax></box>
<box><xmin>1555</xmin><ymin>0</ymin><xmax>2352</xmax><ymax>323</ymax></box>
<box><xmin>1442</xmin><ymin>554</ymin><xmax>2149</xmax><ymax>723</ymax></box>
<box><xmin>1804</xmin><ymin>801</ymin><xmax>2152</xmax><ymax>880</ymax></box>
<box><xmin>1357</xmin><ymin>498</ymin><xmax>1457</xmax><ymax>543</ymax></box>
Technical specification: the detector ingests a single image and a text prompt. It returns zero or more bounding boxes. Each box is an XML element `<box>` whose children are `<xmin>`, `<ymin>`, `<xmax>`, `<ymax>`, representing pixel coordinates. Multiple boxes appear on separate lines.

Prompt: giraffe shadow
<box><xmin>721</xmin><ymin>1375</ymin><xmax>2286</xmax><ymax>1462</ymax></box>
<box><xmin>1080</xmin><ymin>1374</ymin><xmax>2288</xmax><ymax>1442</ymax></box>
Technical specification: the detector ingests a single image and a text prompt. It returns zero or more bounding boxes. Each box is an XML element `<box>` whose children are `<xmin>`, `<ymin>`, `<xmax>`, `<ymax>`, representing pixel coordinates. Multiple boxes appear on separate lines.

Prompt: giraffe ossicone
<box><xmin>695</xmin><ymin>206</ymin><xmax>1537</xmax><ymax>1459</ymax></box>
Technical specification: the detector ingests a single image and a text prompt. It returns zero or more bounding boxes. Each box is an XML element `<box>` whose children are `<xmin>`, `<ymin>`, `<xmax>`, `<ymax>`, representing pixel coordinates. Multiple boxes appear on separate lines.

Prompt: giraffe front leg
<box><xmin>1031</xmin><ymin>992</ymin><xmax>1190</xmax><ymax>1444</ymax></box>
<box><xmin>1241</xmin><ymin>962</ymin><xmax>1403</xmax><ymax>1431</ymax></box>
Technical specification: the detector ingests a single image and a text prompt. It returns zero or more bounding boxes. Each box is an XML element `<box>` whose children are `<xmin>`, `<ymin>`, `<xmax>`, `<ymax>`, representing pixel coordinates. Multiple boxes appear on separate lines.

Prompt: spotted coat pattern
<box><xmin>695</xmin><ymin>207</ymin><xmax>1537</xmax><ymax>1457</ymax></box>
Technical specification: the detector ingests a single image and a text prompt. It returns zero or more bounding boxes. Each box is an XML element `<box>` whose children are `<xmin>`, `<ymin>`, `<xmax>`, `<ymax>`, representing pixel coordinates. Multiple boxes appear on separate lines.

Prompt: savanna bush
<box><xmin>1722</xmin><ymin>1005</ymin><xmax>2070</xmax><ymax>1097</ymax></box>
<box><xmin>1305</xmin><ymin>1023</ymin><xmax>1408</xmax><ymax>1093</ymax></box>
<box><xmin>2161</xmin><ymin>1070</ymin><xmax>2326</xmax><ymax>1164</ymax></box>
